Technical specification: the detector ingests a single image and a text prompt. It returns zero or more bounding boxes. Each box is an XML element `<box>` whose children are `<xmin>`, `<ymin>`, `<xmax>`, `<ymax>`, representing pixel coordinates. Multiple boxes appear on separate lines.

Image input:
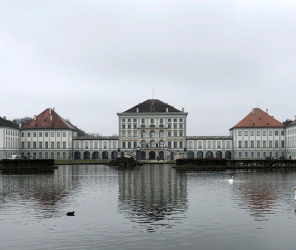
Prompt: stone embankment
<box><xmin>108</xmin><ymin>157</ymin><xmax>141</xmax><ymax>167</ymax></box>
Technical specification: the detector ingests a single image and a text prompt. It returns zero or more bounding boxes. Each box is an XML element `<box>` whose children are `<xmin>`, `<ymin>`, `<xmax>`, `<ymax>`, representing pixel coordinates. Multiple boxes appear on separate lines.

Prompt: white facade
<box><xmin>231</xmin><ymin>127</ymin><xmax>285</xmax><ymax>159</ymax></box>
<box><xmin>0</xmin><ymin>125</ymin><xmax>20</xmax><ymax>159</ymax></box>
<box><xmin>286</xmin><ymin>119</ymin><xmax>296</xmax><ymax>159</ymax></box>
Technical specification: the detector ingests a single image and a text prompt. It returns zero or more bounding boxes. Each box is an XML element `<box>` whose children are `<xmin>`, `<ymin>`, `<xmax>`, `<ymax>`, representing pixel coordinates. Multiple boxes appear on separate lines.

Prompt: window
<box><xmin>150</xmin><ymin>130</ymin><xmax>155</xmax><ymax>138</ymax></box>
<box><xmin>208</xmin><ymin>141</ymin><xmax>211</xmax><ymax>148</ymax></box>
<box><xmin>85</xmin><ymin>142</ymin><xmax>89</xmax><ymax>149</ymax></box>
<box><xmin>179</xmin><ymin>119</ymin><xmax>183</xmax><ymax>122</ymax></box>
<box><xmin>168</xmin><ymin>141</ymin><xmax>171</xmax><ymax>148</ymax></box>
<box><xmin>33</xmin><ymin>132</ymin><xmax>36</xmax><ymax>137</ymax></box>
<box><xmin>128</xmin><ymin>119</ymin><xmax>131</xmax><ymax>122</ymax></box>
<box><xmin>180</xmin><ymin>141</ymin><xmax>183</xmax><ymax>148</ymax></box>
<box><xmin>263</xmin><ymin>131</ymin><xmax>266</xmax><ymax>136</ymax></box>
<box><xmin>251</xmin><ymin>152</ymin><xmax>254</xmax><ymax>157</ymax></box>
<box><xmin>57</xmin><ymin>142</ymin><xmax>60</xmax><ymax>149</ymax></box>
<box><xmin>63</xmin><ymin>132</ymin><xmax>66</xmax><ymax>137</ymax></box>
<box><xmin>94</xmin><ymin>142</ymin><xmax>98</xmax><ymax>149</ymax></box>
<box><xmin>245</xmin><ymin>152</ymin><xmax>248</xmax><ymax>158</ymax></box>
<box><xmin>51</xmin><ymin>142</ymin><xmax>54</xmax><ymax>149</ymax></box>
<box><xmin>151</xmin><ymin>119</ymin><xmax>154</xmax><ymax>124</ymax></box>
<box><xmin>174</xmin><ymin>141</ymin><xmax>177</xmax><ymax>148</ymax></box>
<box><xmin>257</xmin><ymin>131</ymin><xmax>260</xmax><ymax>136</ymax></box>
<box><xmin>128</xmin><ymin>125</ymin><xmax>131</xmax><ymax>129</ymax></box>
<box><xmin>33</xmin><ymin>142</ymin><xmax>37</xmax><ymax>149</ymax></box>
<box><xmin>75</xmin><ymin>142</ymin><xmax>79</xmax><ymax>149</ymax></box>
<box><xmin>239</xmin><ymin>152</ymin><xmax>242</xmax><ymax>157</ymax></box>
<box><xmin>275</xmin><ymin>141</ymin><xmax>278</xmax><ymax>148</ymax></box>
<box><xmin>44</xmin><ymin>152</ymin><xmax>48</xmax><ymax>158</ymax></box>
<box><xmin>275</xmin><ymin>131</ymin><xmax>278</xmax><ymax>136</ymax></box>
<box><xmin>251</xmin><ymin>131</ymin><xmax>254</xmax><ymax>136</ymax></box>
<box><xmin>257</xmin><ymin>141</ymin><xmax>260</xmax><ymax>148</ymax></box>
<box><xmin>141</xmin><ymin>119</ymin><xmax>145</xmax><ymax>124</ymax></box>
<box><xmin>269</xmin><ymin>131</ymin><xmax>272</xmax><ymax>136</ymax></box>
<box><xmin>45</xmin><ymin>132</ymin><xmax>48</xmax><ymax>137</ymax></box>
<box><xmin>51</xmin><ymin>152</ymin><xmax>54</xmax><ymax>159</ymax></box>
<box><xmin>22</xmin><ymin>142</ymin><xmax>24</xmax><ymax>149</ymax></box>
<box><xmin>238</xmin><ymin>131</ymin><xmax>242</xmax><ymax>136</ymax></box>
<box><xmin>168</xmin><ymin>119</ymin><xmax>171</xmax><ymax>122</ymax></box>
<box><xmin>128</xmin><ymin>131</ymin><xmax>131</xmax><ymax>137</ymax></box>
<box><xmin>263</xmin><ymin>141</ymin><xmax>266</xmax><ymax>148</ymax></box>
<box><xmin>57</xmin><ymin>132</ymin><xmax>60</xmax><ymax>137</ymax></box>
<box><xmin>133</xmin><ymin>124</ymin><xmax>137</xmax><ymax>128</ymax></box>
<box><xmin>27</xmin><ymin>132</ymin><xmax>31</xmax><ymax>137</ymax></box>
<box><xmin>57</xmin><ymin>152</ymin><xmax>60</xmax><ymax>159</ymax></box>
<box><xmin>104</xmin><ymin>142</ymin><xmax>107</xmax><ymax>148</ymax></box>
<box><xmin>269</xmin><ymin>140</ymin><xmax>272</xmax><ymax>148</ymax></box>
<box><xmin>128</xmin><ymin>142</ymin><xmax>131</xmax><ymax>148</ymax></box>
<box><xmin>141</xmin><ymin>130</ymin><xmax>146</xmax><ymax>138</ymax></box>
<box><xmin>39</xmin><ymin>142</ymin><xmax>42</xmax><ymax>149</ymax></box>
<box><xmin>39</xmin><ymin>132</ymin><xmax>42</xmax><ymax>137</ymax></box>
<box><xmin>45</xmin><ymin>142</ymin><xmax>49</xmax><ymax>149</ymax></box>
<box><xmin>122</xmin><ymin>131</ymin><xmax>126</xmax><ymax>137</ymax></box>
<box><xmin>257</xmin><ymin>152</ymin><xmax>260</xmax><ymax>158</ymax></box>
<box><xmin>113</xmin><ymin>141</ymin><xmax>116</xmax><ymax>149</ymax></box>
<box><xmin>263</xmin><ymin>152</ymin><xmax>266</xmax><ymax>157</ymax></box>
<box><xmin>63</xmin><ymin>141</ymin><xmax>66</xmax><ymax>149</ymax></box>
<box><xmin>133</xmin><ymin>142</ymin><xmax>137</xmax><ymax>148</ymax></box>
<box><xmin>27</xmin><ymin>142</ymin><xmax>30</xmax><ymax>149</ymax></box>
<box><xmin>168</xmin><ymin>131</ymin><xmax>172</xmax><ymax>137</ymax></box>
<box><xmin>281</xmin><ymin>141</ymin><xmax>285</xmax><ymax>148</ymax></box>
<box><xmin>122</xmin><ymin>124</ymin><xmax>125</xmax><ymax>129</ymax></box>
<box><xmin>174</xmin><ymin>131</ymin><xmax>177</xmax><ymax>137</ymax></box>
<box><xmin>39</xmin><ymin>152</ymin><xmax>42</xmax><ymax>159</ymax></box>
<box><xmin>63</xmin><ymin>152</ymin><xmax>66</xmax><ymax>159</ymax></box>
<box><xmin>22</xmin><ymin>132</ymin><xmax>24</xmax><ymax>137</ymax></box>
<box><xmin>189</xmin><ymin>141</ymin><xmax>192</xmax><ymax>149</ymax></box>
<box><xmin>251</xmin><ymin>141</ymin><xmax>254</xmax><ymax>148</ymax></box>
<box><xmin>244</xmin><ymin>131</ymin><xmax>248</xmax><ymax>136</ymax></box>
<box><xmin>226</xmin><ymin>141</ymin><xmax>230</xmax><ymax>149</ymax></box>
<box><xmin>245</xmin><ymin>141</ymin><xmax>248</xmax><ymax>148</ymax></box>
<box><xmin>133</xmin><ymin>119</ymin><xmax>136</xmax><ymax>122</ymax></box>
<box><xmin>160</xmin><ymin>119</ymin><xmax>163</xmax><ymax>124</ymax></box>
<box><xmin>122</xmin><ymin>142</ymin><xmax>126</xmax><ymax>149</ymax></box>
<box><xmin>51</xmin><ymin>132</ymin><xmax>54</xmax><ymax>137</ymax></box>
<box><xmin>281</xmin><ymin>131</ymin><xmax>284</xmax><ymax>136</ymax></box>
<box><xmin>168</xmin><ymin>124</ymin><xmax>171</xmax><ymax>128</ymax></box>
<box><xmin>159</xmin><ymin>130</ymin><xmax>164</xmax><ymax>137</ymax></box>
<box><xmin>122</xmin><ymin>119</ymin><xmax>125</xmax><ymax>122</ymax></box>
<box><xmin>217</xmin><ymin>141</ymin><xmax>221</xmax><ymax>148</ymax></box>
<box><xmin>198</xmin><ymin>141</ymin><xmax>202</xmax><ymax>148</ymax></box>
<box><xmin>179</xmin><ymin>131</ymin><xmax>183</xmax><ymax>137</ymax></box>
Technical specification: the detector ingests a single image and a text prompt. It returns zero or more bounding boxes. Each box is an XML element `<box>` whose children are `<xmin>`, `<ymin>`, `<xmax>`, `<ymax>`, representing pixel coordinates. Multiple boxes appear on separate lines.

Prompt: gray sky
<box><xmin>1</xmin><ymin>0</ymin><xmax>295</xmax><ymax>136</ymax></box>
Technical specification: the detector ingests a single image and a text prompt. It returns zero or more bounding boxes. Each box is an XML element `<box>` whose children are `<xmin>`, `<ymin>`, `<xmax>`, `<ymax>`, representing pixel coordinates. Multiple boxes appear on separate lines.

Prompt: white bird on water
<box><xmin>228</xmin><ymin>176</ymin><xmax>234</xmax><ymax>183</ymax></box>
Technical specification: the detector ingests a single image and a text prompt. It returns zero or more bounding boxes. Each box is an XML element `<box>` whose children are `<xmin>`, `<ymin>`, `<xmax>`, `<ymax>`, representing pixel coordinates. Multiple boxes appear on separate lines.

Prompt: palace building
<box><xmin>0</xmin><ymin>100</ymin><xmax>295</xmax><ymax>160</ymax></box>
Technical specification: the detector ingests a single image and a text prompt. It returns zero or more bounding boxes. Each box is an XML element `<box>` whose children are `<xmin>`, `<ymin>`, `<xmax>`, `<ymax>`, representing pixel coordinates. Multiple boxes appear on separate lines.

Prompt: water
<box><xmin>1</xmin><ymin>164</ymin><xmax>296</xmax><ymax>250</ymax></box>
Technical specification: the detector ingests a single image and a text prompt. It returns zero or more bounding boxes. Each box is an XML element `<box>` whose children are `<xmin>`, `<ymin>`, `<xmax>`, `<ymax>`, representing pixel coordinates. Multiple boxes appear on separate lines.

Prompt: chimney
<box><xmin>3</xmin><ymin>116</ymin><xmax>6</xmax><ymax>120</ymax></box>
<box><xmin>19</xmin><ymin>123</ymin><xmax>22</xmax><ymax>129</ymax></box>
<box><xmin>136</xmin><ymin>108</ymin><xmax>139</xmax><ymax>113</ymax></box>
<box><xmin>166</xmin><ymin>108</ymin><xmax>168</xmax><ymax>112</ymax></box>
<box><xmin>266</xmin><ymin>109</ymin><xmax>268</xmax><ymax>114</ymax></box>
<box><xmin>50</xmin><ymin>115</ymin><xmax>52</xmax><ymax>121</ymax></box>
<box><xmin>252</xmin><ymin>108</ymin><xmax>254</xmax><ymax>115</ymax></box>
<box><xmin>182</xmin><ymin>107</ymin><xmax>184</xmax><ymax>112</ymax></box>
<box><xmin>49</xmin><ymin>108</ymin><xmax>51</xmax><ymax>114</ymax></box>
<box><xmin>53</xmin><ymin>107</ymin><xmax>55</xmax><ymax>111</ymax></box>
<box><xmin>34</xmin><ymin>115</ymin><xmax>36</xmax><ymax>120</ymax></box>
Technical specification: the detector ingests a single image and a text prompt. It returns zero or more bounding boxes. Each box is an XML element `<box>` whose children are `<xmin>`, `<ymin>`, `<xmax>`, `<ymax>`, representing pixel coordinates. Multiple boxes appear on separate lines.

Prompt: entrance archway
<box><xmin>225</xmin><ymin>151</ymin><xmax>232</xmax><ymax>159</ymax></box>
<box><xmin>149</xmin><ymin>151</ymin><xmax>156</xmax><ymax>160</ymax></box>
<box><xmin>102</xmin><ymin>151</ymin><xmax>108</xmax><ymax>159</ymax></box>
<box><xmin>197</xmin><ymin>151</ymin><xmax>203</xmax><ymax>158</ymax></box>
<box><xmin>84</xmin><ymin>151</ymin><xmax>90</xmax><ymax>159</ymax></box>
<box><xmin>111</xmin><ymin>151</ymin><xmax>118</xmax><ymax>159</ymax></box>
<box><xmin>92</xmin><ymin>151</ymin><xmax>99</xmax><ymax>159</ymax></box>
<box><xmin>159</xmin><ymin>151</ymin><xmax>164</xmax><ymax>160</ymax></box>
<box><xmin>206</xmin><ymin>151</ymin><xmax>213</xmax><ymax>158</ymax></box>
<box><xmin>188</xmin><ymin>151</ymin><xmax>194</xmax><ymax>159</ymax></box>
<box><xmin>140</xmin><ymin>151</ymin><xmax>146</xmax><ymax>160</ymax></box>
<box><xmin>74</xmin><ymin>151</ymin><xmax>81</xmax><ymax>160</ymax></box>
<box><xmin>216</xmin><ymin>151</ymin><xmax>222</xmax><ymax>159</ymax></box>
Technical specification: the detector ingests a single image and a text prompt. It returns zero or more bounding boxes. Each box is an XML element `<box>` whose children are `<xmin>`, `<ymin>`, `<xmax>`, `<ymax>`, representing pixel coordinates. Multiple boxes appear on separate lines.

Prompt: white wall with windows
<box><xmin>0</xmin><ymin>127</ymin><xmax>20</xmax><ymax>159</ymax></box>
<box><xmin>286</xmin><ymin>122</ymin><xmax>296</xmax><ymax>159</ymax></box>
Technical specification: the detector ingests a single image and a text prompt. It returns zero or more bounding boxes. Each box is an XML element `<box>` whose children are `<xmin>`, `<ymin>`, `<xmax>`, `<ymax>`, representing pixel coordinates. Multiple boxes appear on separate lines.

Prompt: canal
<box><xmin>0</xmin><ymin>164</ymin><xmax>296</xmax><ymax>250</ymax></box>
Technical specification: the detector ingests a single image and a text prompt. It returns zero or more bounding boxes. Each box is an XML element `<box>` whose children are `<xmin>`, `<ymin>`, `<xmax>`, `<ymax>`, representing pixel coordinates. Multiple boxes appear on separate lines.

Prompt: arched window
<box><xmin>150</xmin><ymin>140</ymin><xmax>156</xmax><ymax>148</ymax></box>
<box><xmin>133</xmin><ymin>130</ymin><xmax>137</xmax><ymax>137</ymax></box>
<box><xmin>122</xmin><ymin>130</ymin><xmax>126</xmax><ymax>137</ymax></box>
<box><xmin>159</xmin><ymin>140</ymin><xmax>164</xmax><ymax>148</ymax></box>
<box><xmin>141</xmin><ymin>140</ymin><xmax>146</xmax><ymax>148</ymax></box>
<box><xmin>159</xmin><ymin>130</ymin><xmax>164</xmax><ymax>138</ymax></box>
<box><xmin>150</xmin><ymin>130</ymin><xmax>155</xmax><ymax>138</ymax></box>
<box><xmin>141</xmin><ymin>130</ymin><xmax>146</xmax><ymax>138</ymax></box>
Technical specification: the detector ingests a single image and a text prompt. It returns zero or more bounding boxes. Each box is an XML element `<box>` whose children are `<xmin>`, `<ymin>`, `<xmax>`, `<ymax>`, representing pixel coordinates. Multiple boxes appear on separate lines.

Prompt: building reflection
<box><xmin>117</xmin><ymin>164</ymin><xmax>188</xmax><ymax>231</ymax></box>
<box><xmin>231</xmin><ymin>171</ymin><xmax>287</xmax><ymax>221</ymax></box>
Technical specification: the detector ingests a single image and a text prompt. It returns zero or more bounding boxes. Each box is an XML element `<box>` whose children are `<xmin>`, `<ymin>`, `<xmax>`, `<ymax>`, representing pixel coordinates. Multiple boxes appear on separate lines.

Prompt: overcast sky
<box><xmin>1</xmin><ymin>0</ymin><xmax>295</xmax><ymax>136</ymax></box>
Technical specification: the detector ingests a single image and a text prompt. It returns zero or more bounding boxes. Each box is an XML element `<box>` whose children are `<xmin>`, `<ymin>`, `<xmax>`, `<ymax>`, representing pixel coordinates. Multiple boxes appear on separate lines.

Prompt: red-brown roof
<box><xmin>123</xmin><ymin>99</ymin><xmax>181</xmax><ymax>113</ymax></box>
<box><xmin>231</xmin><ymin>108</ymin><xmax>284</xmax><ymax>129</ymax></box>
<box><xmin>0</xmin><ymin>117</ymin><xmax>19</xmax><ymax>129</ymax></box>
<box><xmin>21</xmin><ymin>108</ymin><xmax>76</xmax><ymax>130</ymax></box>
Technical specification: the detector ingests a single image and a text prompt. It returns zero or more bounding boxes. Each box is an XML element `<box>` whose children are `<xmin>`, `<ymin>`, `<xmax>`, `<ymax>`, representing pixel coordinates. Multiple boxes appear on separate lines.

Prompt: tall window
<box><xmin>45</xmin><ymin>132</ymin><xmax>48</xmax><ymax>137</ymax></box>
<box><xmin>128</xmin><ymin>142</ymin><xmax>131</xmax><ymax>148</ymax></box>
<box><xmin>257</xmin><ymin>141</ymin><xmax>260</xmax><ymax>148</ymax></box>
<box><xmin>251</xmin><ymin>141</ymin><xmax>254</xmax><ymax>148</ymax></box>
<box><xmin>150</xmin><ymin>130</ymin><xmax>155</xmax><ymax>138</ymax></box>
<box><xmin>141</xmin><ymin>130</ymin><xmax>146</xmax><ymax>138</ymax></box>
<box><xmin>207</xmin><ymin>141</ymin><xmax>211</xmax><ymax>148</ymax></box>
<box><xmin>217</xmin><ymin>141</ymin><xmax>221</xmax><ymax>148</ymax></box>
<box><xmin>39</xmin><ymin>142</ymin><xmax>42</xmax><ymax>149</ymax></box>
<box><xmin>189</xmin><ymin>141</ymin><xmax>192</xmax><ymax>149</ymax></box>
<box><xmin>57</xmin><ymin>142</ymin><xmax>60</xmax><ymax>149</ymax></box>
<box><xmin>245</xmin><ymin>141</ymin><xmax>248</xmax><ymax>148</ymax></box>
<box><xmin>27</xmin><ymin>142</ymin><xmax>30</xmax><ymax>149</ymax></box>
<box><xmin>174</xmin><ymin>141</ymin><xmax>177</xmax><ymax>148</ymax></box>
<box><xmin>263</xmin><ymin>141</ymin><xmax>266</xmax><ymax>148</ymax></box>
<box><xmin>263</xmin><ymin>131</ymin><xmax>266</xmax><ymax>136</ymax></box>
<box><xmin>122</xmin><ymin>142</ymin><xmax>126</xmax><ymax>149</ymax></box>
<box><xmin>168</xmin><ymin>141</ymin><xmax>171</xmax><ymax>148</ymax></box>
<box><xmin>94</xmin><ymin>142</ymin><xmax>98</xmax><ymax>149</ymax></box>
<box><xmin>226</xmin><ymin>141</ymin><xmax>230</xmax><ymax>149</ymax></box>
<box><xmin>33</xmin><ymin>132</ymin><xmax>36</xmax><ymax>137</ymax></box>
<box><xmin>51</xmin><ymin>142</ymin><xmax>54</xmax><ymax>149</ymax></box>
<box><xmin>75</xmin><ymin>142</ymin><xmax>79</xmax><ymax>149</ymax></box>
<box><xmin>104</xmin><ymin>142</ymin><xmax>107</xmax><ymax>148</ymax></box>
<box><xmin>51</xmin><ymin>132</ymin><xmax>54</xmax><ymax>137</ymax></box>
<box><xmin>128</xmin><ymin>131</ymin><xmax>131</xmax><ymax>137</ymax></box>
<box><xmin>179</xmin><ymin>141</ymin><xmax>183</xmax><ymax>149</ymax></box>
<box><xmin>257</xmin><ymin>131</ymin><xmax>260</xmax><ymax>136</ymax></box>
<box><xmin>159</xmin><ymin>130</ymin><xmax>164</xmax><ymax>137</ymax></box>
<box><xmin>238</xmin><ymin>141</ymin><xmax>242</xmax><ymax>148</ymax></box>
<box><xmin>63</xmin><ymin>141</ymin><xmax>66</xmax><ymax>149</ymax></box>
<box><xmin>45</xmin><ymin>142</ymin><xmax>49</xmax><ymax>149</ymax></box>
<box><xmin>269</xmin><ymin>140</ymin><xmax>272</xmax><ymax>148</ymax></box>
<box><xmin>85</xmin><ymin>142</ymin><xmax>89</xmax><ymax>149</ymax></box>
<box><xmin>133</xmin><ymin>142</ymin><xmax>137</xmax><ymax>148</ymax></box>
<box><xmin>113</xmin><ymin>141</ymin><xmax>116</xmax><ymax>149</ymax></box>
<box><xmin>63</xmin><ymin>132</ymin><xmax>66</xmax><ymax>137</ymax></box>
<box><xmin>33</xmin><ymin>142</ymin><xmax>36</xmax><ymax>149</ymax></box>
<box><xmin>57</xmin><ymin>132</ymin><xmax>60</xmax><ymax>137</ymax></box>
<box><xmin>275</xmin><ymin>141</ymin><xmax>278</xmax><ymax>148</ymax></box>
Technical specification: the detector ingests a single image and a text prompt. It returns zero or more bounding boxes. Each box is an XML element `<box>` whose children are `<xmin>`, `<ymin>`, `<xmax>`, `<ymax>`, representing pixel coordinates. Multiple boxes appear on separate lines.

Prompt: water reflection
<box><xmin>231</xmin><ymin>170</ymin><xmax>293</xmax><ymax>221</ymax></box>
<box><xmin>117</xmin><ymin>164</ymin><xmax>188</xmax><ymax>232</ymax></box>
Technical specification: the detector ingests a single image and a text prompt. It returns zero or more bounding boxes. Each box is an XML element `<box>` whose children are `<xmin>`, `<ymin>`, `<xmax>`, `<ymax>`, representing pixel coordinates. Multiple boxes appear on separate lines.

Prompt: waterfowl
<box><xmin>67</xmin><ymin>211</ymin><xmax>75</xmax><ymax>216</ymax></box>
<box><xmin>228</xmin><ymin>176</ymin><xmax>234</xmax><ymax>183</ymax></box>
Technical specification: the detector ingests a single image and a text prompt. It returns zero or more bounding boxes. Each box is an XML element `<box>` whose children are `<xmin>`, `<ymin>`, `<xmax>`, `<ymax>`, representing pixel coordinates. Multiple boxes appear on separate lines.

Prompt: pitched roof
<box><xmin>21</xmin><ymin>108</ymin><xmax>76</xmax><ymax>130</ymax></box>
<box><xmin>231</xmin><ymin>108</ymin><xmax>284</xmax><ymax>129</ymax></box>
<box><xmin>123</xmin><ymin>99</ymin><xmax>182</xmax><ymax>113</ymax></box>
<box><xmin>0</xmin><ymin>117</ymin><xmax>19</xmax><ymax>129</ymax></box>
<box><xmin>286</xmin><ymin>120</ymin><xmax>296</xmax><ymax>127</ymax></box>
